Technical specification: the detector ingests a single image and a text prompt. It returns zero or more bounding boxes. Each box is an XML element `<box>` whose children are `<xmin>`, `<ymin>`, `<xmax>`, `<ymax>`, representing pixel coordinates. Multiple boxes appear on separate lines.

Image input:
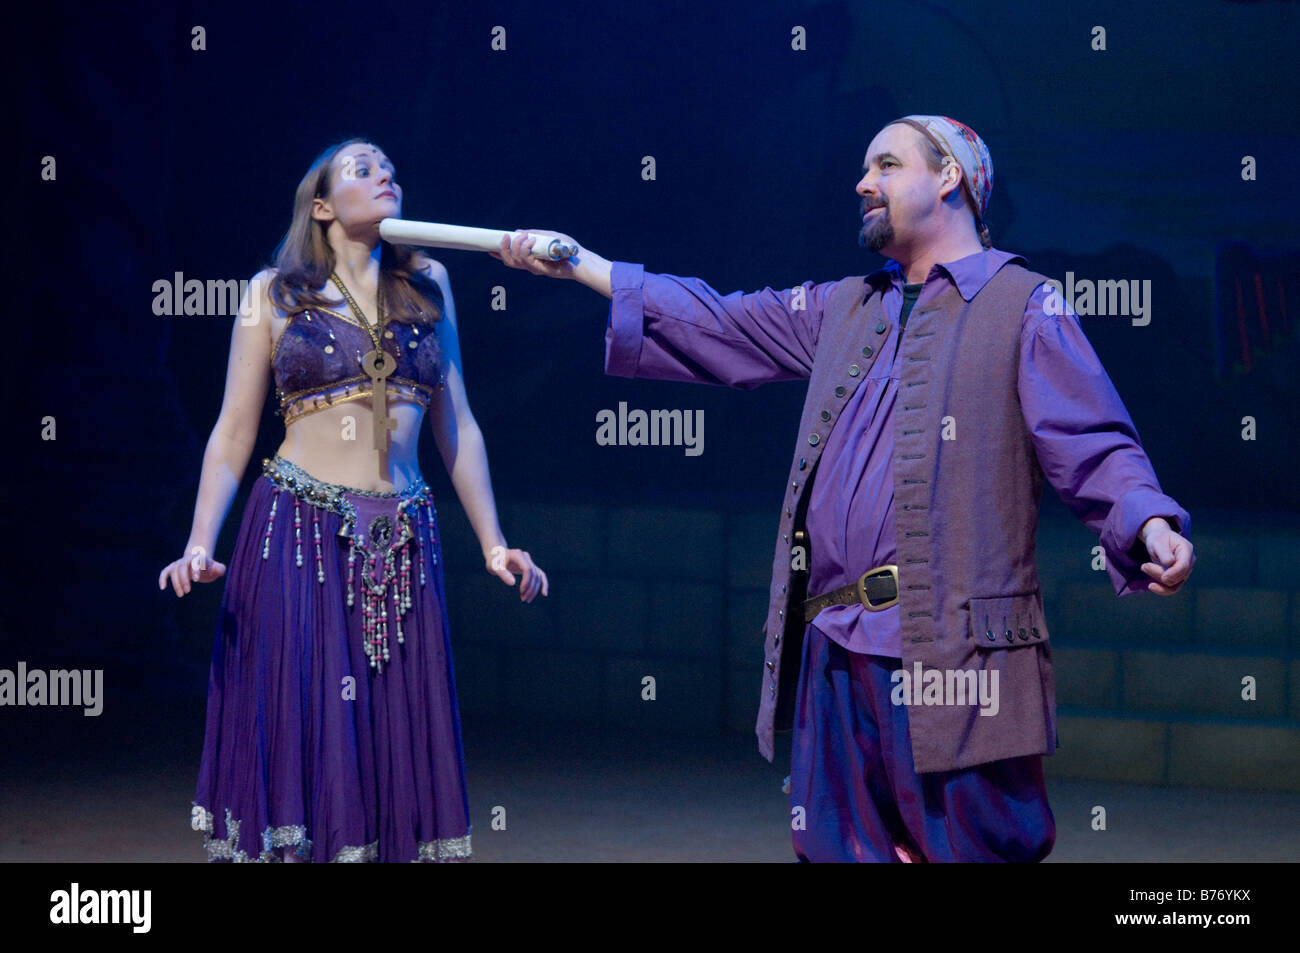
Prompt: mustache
<box><xmin>861</xmin><ymin>199</ymin><xmax>887</xmax><ymax>212</ymax></box>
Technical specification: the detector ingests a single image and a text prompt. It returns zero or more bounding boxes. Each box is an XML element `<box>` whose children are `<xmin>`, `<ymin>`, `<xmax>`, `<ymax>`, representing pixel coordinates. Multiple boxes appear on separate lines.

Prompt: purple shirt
<box><xmin>605</xmin><ymin>249</ymin><xmax>1189</xmax><ymax>658</ymax></box>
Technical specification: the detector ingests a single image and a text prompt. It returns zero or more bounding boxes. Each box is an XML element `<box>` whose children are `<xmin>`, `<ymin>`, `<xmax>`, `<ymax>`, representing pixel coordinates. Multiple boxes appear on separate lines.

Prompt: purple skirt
<box><xmin>190</xmin><ymin>455</ymin><xmax>471</xmax><ymax>862</ymax></box>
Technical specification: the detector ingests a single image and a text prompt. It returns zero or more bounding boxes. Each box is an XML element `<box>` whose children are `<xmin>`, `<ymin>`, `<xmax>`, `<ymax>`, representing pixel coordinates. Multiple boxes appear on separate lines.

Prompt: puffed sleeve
<box><xmin>1019</xmin><ymin>283</ymin><xmax>1191</xmax><ymax>595</ymax></box>
<box><xmin>605</xmin><ymin>261</ymin><xmax>836</xmax><ymax>389</ymax></box>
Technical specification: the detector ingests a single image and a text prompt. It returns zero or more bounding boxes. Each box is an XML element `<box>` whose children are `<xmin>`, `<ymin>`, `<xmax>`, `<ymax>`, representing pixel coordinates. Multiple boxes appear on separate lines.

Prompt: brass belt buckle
<box><xmin>857</xmin><ymin>564</ymin><xmax>899</xmax><ymax>611</ymax></box>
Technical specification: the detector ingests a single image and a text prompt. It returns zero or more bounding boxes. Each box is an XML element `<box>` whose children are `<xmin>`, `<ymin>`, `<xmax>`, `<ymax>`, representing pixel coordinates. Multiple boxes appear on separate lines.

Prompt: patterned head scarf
<box><xmin>888</xmin><ymin>115</ymin><xmax>994</xmax><ymax>247</ymax></box>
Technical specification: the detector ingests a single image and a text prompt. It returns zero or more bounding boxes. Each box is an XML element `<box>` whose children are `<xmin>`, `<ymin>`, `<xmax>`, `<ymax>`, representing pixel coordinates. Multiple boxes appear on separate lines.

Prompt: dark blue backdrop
<box><xmin>9</xmin><ymin>0</ymin><xmax>1299</xmax><ymax>693</ymax></box>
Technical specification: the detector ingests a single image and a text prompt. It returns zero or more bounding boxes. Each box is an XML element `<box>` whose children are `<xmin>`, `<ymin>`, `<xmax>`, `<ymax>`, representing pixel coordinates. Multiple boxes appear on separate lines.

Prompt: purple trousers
<box><xmin>191</xmin><ymin>455</ymin><xmax>471</xmax><ymax>862</ymax></box>
<box><xmin>789</xmin><ymin>624</ymin><xmax>1055</xmax><ymax>862</ymax></box>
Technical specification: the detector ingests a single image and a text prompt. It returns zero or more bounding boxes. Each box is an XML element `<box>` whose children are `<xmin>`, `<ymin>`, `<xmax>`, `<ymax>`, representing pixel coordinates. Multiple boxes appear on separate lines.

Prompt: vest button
<box><xmin>985</xmin><ymin>629</ymin><xmax>995</xmax><ymax>642</ymax></box>
<box><xmin>792</xmin><ymin>482</ymin><xmax>799</xmax><ymax>492</ymax></box>
<box><xmin>1005</xmin><ymin>629</ymin><xmax>1014</xmax><ymax>642</ymax></box>
<box><xmin>875</xmin><ymin>322</ymin><xmax>887</xmax><ymax>334</ymax></box>
<box><xmin>1032</xmin><ymin>626</ymin><xmax>1040</xmax><ymax>637</ymax></box>
<box><xmin>1019</xmin><ymin>627</ymin><xmax>1028</xmax><ymax>640</ymax></box>
<box><xmin>820</xmin><ymin>410</ymin><xmax>831</xmax><ymax>421</ymax></box>
<box><xmin>798</xmin><ymin>457</ymin><xmax>807</xmax><ymax>470</ymax></box>
<box><xmin>862</xmin><ymin>345</ymin><xmax>874</xmax><ymax>357</ymax></box>
<box><xmin>808</xmin><ymin>434</ymin><xmax>820</xmax><ymax>446</ymax></box>
<box><xmin>834</xmin><ymin>386</ymin><xmax>846</xmax><ymax>397</ymax></box>
<box><xmin>848</xmin><ymin>364</ymin><xmax>860</xmax><ymax>377</ymax></box>
<box><xmin>785</xmin><ymin>509</ymin><xmax>792</xmax><ymax>518</ymax></box>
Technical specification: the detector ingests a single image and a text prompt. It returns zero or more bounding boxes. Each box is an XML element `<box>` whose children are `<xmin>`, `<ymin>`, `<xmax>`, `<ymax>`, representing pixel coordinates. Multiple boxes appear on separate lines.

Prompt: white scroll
<box><xmin>378</xmin><ymin>218</ymin><xmax>579</xmax><ymax>261</ymax></box>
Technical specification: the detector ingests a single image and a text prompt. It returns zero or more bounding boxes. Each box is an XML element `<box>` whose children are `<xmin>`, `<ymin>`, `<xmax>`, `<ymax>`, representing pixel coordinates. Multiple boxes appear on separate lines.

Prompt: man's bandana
<box><xmin>889</xmin><ymin>115</ymin><xmax>994</xmax><ymax>223</ymax></box>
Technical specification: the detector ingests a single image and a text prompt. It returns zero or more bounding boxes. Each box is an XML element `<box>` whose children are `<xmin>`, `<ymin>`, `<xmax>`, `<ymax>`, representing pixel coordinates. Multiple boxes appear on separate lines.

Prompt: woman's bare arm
<box><xmin>415</xmin><ymin>254</ymin><xmax>548</xmax><ymax>600</ymax></box>
<box><xmin>160</xmin><ymin>270</ymin><xmax>274</xmax><ymax>595</ymax></box>
<box><xmin>183</xmin><ymin>272</ymin><xmax>274</xmax><ymax>560</ymax></box>
<box><xmin>420</xmin><ymin>256</ymin><xmax>508</xmax><ymax>561</ymax></box>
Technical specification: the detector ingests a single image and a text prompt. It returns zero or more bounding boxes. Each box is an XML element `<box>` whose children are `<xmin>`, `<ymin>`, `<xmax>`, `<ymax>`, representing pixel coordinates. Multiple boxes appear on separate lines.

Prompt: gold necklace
<box><xmin>329</xmin><ymin>271</ymin><xmax>398</xmax><ymax>462</ymax></box>
<box><xmin>328</xmin><ymin>271</ymin><xmax>386</xmax><ymax>351</ymax></box>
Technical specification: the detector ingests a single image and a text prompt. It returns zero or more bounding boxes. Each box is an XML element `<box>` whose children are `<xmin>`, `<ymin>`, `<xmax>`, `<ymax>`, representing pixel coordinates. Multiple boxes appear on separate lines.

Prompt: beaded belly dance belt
<box><xmin>260</xmin><ymin>455</ymin><xmax>437</xmax><ymax>674</ymax></box>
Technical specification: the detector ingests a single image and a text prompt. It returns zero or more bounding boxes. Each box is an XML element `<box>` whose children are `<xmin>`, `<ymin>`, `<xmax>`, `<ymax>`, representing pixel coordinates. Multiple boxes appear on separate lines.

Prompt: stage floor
<box><xmin>1</xmin><ymin>697</ymin><xmax>1295</xmax><ymax>863</ymax></box>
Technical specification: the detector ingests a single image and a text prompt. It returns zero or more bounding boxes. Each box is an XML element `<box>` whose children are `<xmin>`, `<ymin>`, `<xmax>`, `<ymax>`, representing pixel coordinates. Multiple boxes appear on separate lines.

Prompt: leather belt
<box><xmin>802</xmin><ymin>564</ymin><xmax>899</xmax><ymax>622</ymax></box>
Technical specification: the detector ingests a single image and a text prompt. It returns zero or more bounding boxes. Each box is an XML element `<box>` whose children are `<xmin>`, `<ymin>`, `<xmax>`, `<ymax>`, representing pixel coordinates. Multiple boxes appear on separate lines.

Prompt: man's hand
<box><xmin>490</xmin><ymin>229</ymin><xmax>580</xmax><ymax>279</ymax></box>
<box><xmin>490</xmin><ymin>228</ymin><xmax>614</xmax><ymax>297</ymax></box>
<box><xmin>1138</xmin><ymin>517</ymin><xmax>1194</xmax><ymax>595</ymax></box>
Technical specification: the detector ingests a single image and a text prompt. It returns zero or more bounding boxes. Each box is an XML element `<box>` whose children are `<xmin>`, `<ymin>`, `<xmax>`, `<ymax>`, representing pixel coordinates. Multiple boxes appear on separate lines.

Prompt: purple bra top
<box><xmin>272</xmin><ymin>308</ymin><xmax>446</xmax><ymax>424</ymax></box>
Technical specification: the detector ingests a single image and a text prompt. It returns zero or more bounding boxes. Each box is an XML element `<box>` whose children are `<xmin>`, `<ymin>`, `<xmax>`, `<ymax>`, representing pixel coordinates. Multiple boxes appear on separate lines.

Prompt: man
<box><xmin>493</xmin><ymin>114</ymin><xmax>1195</xmax><ymax>862</ymax></box>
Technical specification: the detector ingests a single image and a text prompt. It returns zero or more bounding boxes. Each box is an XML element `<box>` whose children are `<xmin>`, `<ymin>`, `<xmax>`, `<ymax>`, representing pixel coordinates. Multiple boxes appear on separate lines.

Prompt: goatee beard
<box><xmin>858</xmin><ymin>211</ymin><xmax>893</xmax><ymax>253</ymax></box>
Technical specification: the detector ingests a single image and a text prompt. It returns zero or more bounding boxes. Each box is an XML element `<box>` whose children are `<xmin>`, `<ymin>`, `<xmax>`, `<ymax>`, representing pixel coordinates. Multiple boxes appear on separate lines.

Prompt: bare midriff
<box><xmin>273</xmin><ymin>398</ymin><xmax>427</xmax><ymax>493</ymax></box>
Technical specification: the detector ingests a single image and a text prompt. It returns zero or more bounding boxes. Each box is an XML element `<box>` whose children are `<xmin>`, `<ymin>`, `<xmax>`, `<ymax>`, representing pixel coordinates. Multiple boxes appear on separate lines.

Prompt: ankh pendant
<box><xmin>360</xmin><ymin>348</ymin><xmax>399</xmax><ymax>452</ymax></box>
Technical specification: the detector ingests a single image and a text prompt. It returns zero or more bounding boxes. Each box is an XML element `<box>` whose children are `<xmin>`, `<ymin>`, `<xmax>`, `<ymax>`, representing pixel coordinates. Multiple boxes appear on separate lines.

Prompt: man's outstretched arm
<box><xmin>1018</xmin><ymin>283</ymin><xmax>1195</xmax><ymax>596</ymax></box>
<box><xmin>493</xmin><ymin>229</ymin><xmax>833</xmax><ymax>389</ymax></box>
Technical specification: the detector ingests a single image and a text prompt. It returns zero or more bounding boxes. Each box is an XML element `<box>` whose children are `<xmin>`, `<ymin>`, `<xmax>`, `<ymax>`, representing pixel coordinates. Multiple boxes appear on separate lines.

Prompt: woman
<box><xmin>158</xmin><ymin>138</ymin><xmax>548</xmax><ymax>862</ymax></box>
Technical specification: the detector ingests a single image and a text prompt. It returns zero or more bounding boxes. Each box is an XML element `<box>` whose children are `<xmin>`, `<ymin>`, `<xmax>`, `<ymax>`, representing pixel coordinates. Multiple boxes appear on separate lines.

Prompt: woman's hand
<box><xmin>485</xmin><ymin>545</ymin><xmax>549</xmax><ymax>603</ymax></box>
<box><xmin>158</xmin><ymin>545</ymin><xmax>227</xmax><ymax>598</ymax></box>
<box><xmin>490</xmin><ymin>229</ymin><xmax>581</xmax><ymax>280</ymax></box>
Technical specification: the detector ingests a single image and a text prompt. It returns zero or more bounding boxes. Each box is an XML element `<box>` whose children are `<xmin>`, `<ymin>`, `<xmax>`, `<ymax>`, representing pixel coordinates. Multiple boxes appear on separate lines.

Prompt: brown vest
<box><xmin>756</xmin><ymin>261</ymin><xmax>1056</xmax><ymax>773</ymax></box>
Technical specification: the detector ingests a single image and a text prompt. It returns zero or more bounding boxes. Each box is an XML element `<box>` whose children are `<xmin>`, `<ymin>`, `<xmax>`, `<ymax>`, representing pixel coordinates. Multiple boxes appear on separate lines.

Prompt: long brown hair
<box><xmin>266</xmin><ymin>137</ymin><xmax>444</xmax><ymax>325</ymax></box>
